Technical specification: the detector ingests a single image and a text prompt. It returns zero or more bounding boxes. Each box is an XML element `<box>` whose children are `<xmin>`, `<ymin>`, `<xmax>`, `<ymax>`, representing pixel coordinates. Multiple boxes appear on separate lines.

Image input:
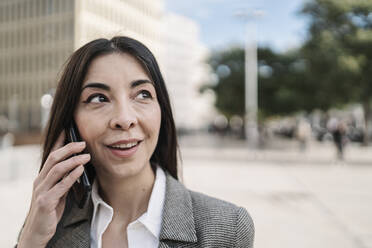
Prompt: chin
<box><xmin>95</xmin><ymin>159</ymin><xmax>149</xmax><ymax>180</ymax></box>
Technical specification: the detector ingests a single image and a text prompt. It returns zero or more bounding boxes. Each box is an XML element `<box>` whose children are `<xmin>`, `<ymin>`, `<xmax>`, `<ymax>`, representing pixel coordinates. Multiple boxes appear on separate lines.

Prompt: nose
<box><xmin>109</xmin><ymin>103</ymin><xmax>138</xmax><ymax>130</ymax></box>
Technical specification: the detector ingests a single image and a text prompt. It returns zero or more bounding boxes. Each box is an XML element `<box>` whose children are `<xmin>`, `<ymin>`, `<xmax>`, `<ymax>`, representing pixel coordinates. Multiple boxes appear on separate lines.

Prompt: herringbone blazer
<box><xmin>46</xmin><ymin>173</ymin><xmax>254</xmax><ymax>248</ymax></box>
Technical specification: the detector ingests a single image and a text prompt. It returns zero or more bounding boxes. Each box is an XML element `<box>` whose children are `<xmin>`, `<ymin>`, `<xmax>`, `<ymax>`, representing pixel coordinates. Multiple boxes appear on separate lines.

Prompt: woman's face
<box><xmin>74</xmin><ymin>52</ymin><xmax>161</xmax><ymax>180</ymax></box>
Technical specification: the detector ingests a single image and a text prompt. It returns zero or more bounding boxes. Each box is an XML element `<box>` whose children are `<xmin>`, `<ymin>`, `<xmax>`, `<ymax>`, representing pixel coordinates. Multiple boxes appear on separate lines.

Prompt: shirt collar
<box><xmin>91</xmin><ymin>176</ymin><xmax>112</xmax><ymax>210</ymax></box>
<box><xmin>137</xmin><ymin>166</ymin><xmax>166</xmax><ymax>237</ymax></box>
<box><xmin>91</xmin><ymin>165</ymin><xmax>166</xmax><ymax>238</ymax></box>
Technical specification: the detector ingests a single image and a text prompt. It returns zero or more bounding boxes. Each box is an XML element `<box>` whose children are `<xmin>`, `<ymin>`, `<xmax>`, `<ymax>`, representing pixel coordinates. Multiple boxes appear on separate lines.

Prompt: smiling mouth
<box><xmin>106</xmin><ymin>141</ymin><xmax>141</xmax><ymax>150</ymax></box>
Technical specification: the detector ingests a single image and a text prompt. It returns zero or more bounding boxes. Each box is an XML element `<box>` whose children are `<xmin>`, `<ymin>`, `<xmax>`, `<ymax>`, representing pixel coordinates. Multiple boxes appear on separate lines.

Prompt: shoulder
<box><xmin>188</xmin><ymin>190</ymin><xmax>255</xmax><ymax>247</ymax></box>
<box><xmin>165</xmin><ymin>174</ymin><xmax>254</xmax><ymax>247</ymax></box>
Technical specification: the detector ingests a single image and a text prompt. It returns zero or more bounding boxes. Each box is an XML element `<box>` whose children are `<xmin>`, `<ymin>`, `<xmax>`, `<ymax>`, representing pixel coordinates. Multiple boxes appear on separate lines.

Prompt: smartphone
<box><xmin>66</xmin><ymin>122</ymin><xmax>92</xmax><ymax>209</ymax></box>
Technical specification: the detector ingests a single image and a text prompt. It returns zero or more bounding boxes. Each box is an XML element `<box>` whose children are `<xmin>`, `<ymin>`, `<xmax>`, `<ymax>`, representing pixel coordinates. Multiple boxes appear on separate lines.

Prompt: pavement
<box><xmin>1</xmin><ymin>136</ymin><xmax>372</xmax><ymax>248</ymax></box>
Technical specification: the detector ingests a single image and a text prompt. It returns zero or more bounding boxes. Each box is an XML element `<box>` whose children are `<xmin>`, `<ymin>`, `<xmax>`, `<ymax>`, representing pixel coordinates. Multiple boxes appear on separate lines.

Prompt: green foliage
<box><xmin>203</xmin><ymin>0</ymin><xmax>372</xmax><ymax>126</ymax></box>
<box><xmin>300</xmin><ymin>0</ymin><xmax>372</xmax><ymax>103</ymax></box>
<box><xmin>207</xmin><ymin>47</ymin><xmax>245</xmax><ymax>118</ymax></box>
<box><xmin>258</xmin><ymin>48</ymin><xmax>310</xmax><ymax>117</ymax></box>
<box><xmin>205</xmin><ymin>46</ymin><xmax>311</xmax><ymax>119</ymax></box>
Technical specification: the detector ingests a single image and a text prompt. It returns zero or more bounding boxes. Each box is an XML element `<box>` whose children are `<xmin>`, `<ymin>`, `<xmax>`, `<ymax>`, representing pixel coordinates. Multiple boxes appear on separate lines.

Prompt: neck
<box><xmin>96</xmin><ymin>164</ymin><xmax>156</xmax><ymax>225</ymax></box>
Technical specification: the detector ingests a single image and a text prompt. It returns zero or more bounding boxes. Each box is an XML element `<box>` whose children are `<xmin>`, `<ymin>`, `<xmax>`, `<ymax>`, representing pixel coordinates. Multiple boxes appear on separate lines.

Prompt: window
<box><xmin>0</xmin><ymin>4</ymin><xmax>4</xmax><ymax>22</ymax></box>
<box><xmin>47</xmin><ymin>0</ymin><xmax>53</xmax><ymax>15</ymax></box>
<box><xmin>4</xmin><ymin>4</ymin><xmax>9</xmax><ymax>22</ymax></box>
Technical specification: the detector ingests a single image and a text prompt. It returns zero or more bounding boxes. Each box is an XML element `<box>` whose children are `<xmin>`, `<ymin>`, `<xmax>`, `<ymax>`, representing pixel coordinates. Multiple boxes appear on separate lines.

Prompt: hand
<box><xmin>17</xmin><ymin>131</ymin><xmax>91</xmax><ymax>248</ymax></box>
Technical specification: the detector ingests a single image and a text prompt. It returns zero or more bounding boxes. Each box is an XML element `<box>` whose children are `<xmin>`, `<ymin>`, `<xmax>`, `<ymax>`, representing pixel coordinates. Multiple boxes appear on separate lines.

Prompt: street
<box><xmin>1</xmin><ymin>137</ymin><xmax>372</xmax><ymax>248</ymax></box>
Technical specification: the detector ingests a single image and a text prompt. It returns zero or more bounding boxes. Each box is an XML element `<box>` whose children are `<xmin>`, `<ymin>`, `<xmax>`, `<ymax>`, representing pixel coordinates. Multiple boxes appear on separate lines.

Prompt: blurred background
<box><xmin>1</xmin><ymin>0</ymin><xmax>372</xmax><ymax>247</ymax></box>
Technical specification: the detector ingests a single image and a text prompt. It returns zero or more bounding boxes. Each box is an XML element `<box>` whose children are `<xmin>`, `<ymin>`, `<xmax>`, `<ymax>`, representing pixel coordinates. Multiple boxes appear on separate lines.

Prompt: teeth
<box><xmin>111</xmin><ymin>142</ymin><xmax>138</xmax><ymax>149</ymax></box>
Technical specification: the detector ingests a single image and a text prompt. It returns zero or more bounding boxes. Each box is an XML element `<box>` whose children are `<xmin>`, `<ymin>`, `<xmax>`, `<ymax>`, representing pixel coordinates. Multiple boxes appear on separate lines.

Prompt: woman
<box><xmin>17</xmin><ymin>37</ymin><xmax>254</xmax><ymax>248</ymax></box>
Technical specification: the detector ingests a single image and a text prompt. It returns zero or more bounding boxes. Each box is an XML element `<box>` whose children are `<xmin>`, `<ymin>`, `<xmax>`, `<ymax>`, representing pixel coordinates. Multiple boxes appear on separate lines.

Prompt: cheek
<box><xmin>74</xmin><ymin>110</ymin><xmax>103</xmax><ymax>144</ymax></box>
<box><xmin>140</xmin><ymin>104</ymin><xmax>161</xmax><ymax>144</ymax></box>
<box><xmin>149</xmin><ymin>105</ymin><xmax>161</xmax><ymax>136</ymax></box>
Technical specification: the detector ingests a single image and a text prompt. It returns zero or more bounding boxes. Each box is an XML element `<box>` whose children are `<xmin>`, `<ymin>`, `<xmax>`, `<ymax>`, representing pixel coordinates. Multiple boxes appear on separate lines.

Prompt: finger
<box><xmin>34</xmin><ymin>131</ymin><xmax>66</xmax><ymax>185</ymax></box>
<box><xmin>51</xmin><ymin>131</ymin><xmax>66</xmax><ymax>152</ymax></box>
<box><xmin>47</xmin><ymin>165</ymin><xmax>85</xmax><ymax>200</ymax></box>
<box><xmin>39</xmin><ymin>141</ymin><xmax>87</xmax><ymax>180</ymax></box>
<box><xmin>40</xmin><ymin>153</ymin><xmax>91</xmax><ymax>191</ymax></box>
<box><xmin>34</xmin><ymin>165</ymin><xmax>84</xmax><ymax>214</ymax></box>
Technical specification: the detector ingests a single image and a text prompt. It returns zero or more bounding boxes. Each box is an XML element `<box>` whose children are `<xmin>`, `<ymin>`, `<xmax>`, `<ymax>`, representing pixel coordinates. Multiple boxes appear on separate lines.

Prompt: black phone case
<box><xmin>66</xmin><ymin>123</ymin><xmax>92</xmax><ymax>209</ymax></box>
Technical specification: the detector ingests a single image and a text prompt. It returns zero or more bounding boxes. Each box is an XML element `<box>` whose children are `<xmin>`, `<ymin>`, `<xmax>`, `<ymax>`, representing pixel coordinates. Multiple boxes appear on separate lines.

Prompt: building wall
<box><xmin>74</xmin><ymin>0</ymin><xmax>164</xmax><ymax>61</ymax></box>
<box><xmin>163</xmin><ymin>13</ymin><xmax>215</xmax><ymax>130</ymax></box>
<box><xmin>0</xmin><ymin>0</ymin><xmax>75</xmax><ymax>131</ymax></box>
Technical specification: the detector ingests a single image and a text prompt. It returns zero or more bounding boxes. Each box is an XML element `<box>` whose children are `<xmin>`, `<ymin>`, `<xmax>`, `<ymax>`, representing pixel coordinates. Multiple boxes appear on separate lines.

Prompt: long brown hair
<box><xmin>41</xmin><ymin>36</ymin><xmax>178</xmax><ymax>179</ymax></box>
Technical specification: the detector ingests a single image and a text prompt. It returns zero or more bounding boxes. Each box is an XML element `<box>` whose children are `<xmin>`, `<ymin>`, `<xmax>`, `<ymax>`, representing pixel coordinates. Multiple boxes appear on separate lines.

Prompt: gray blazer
<box><xmin>46</xmin><ymin>173</ymin><xmax>255</xmax><ymax>248</ymax></box>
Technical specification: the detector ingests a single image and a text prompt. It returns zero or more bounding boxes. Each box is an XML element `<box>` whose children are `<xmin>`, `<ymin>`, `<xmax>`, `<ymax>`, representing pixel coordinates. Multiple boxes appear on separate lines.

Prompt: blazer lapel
<box><xmin>49</xmin><ymin>194</ymin><xmax>93</xmax><ymax>248</ymax></box>
<box><xmin>159</xmin><ymin>174</ymin><xmax>197</xmax><ymax>247</ymax></box>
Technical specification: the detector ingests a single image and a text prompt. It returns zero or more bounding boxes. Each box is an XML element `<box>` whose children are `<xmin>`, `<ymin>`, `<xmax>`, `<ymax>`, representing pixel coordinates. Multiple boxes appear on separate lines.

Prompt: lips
<box><xmin>106</xmin><ymin>139</ymin><xmax>142</xmax><ymax>158</ymax></box>
<box><xmin>108</xmin><ymin>141</ymin><xmax>139</xmax><ymax>149</ymax></box>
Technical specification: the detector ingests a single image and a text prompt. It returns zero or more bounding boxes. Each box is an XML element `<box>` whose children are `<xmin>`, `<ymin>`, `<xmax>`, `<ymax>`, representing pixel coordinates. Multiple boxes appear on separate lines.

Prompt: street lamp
<box><xmin>234</xmin><ymin>9</ymin><xmax>264</xmax><ymax>147</ymax></box>
<box><xmin>40</xmin><ymin>93</ymin><xmax>54</xmax><ymax>129</ymax></box>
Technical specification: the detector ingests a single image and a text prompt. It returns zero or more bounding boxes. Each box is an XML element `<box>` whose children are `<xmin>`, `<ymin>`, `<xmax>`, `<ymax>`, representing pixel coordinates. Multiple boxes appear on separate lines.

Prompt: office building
<box><xmin>163</xmin><ymin>13</ymin><xmax>215</xmax><ymax>130</ymax></box>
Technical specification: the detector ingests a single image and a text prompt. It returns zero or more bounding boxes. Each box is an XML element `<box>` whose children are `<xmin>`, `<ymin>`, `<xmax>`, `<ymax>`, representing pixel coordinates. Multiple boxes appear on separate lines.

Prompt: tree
<box><xmin>258</xmin><ymin>47</ymin><xmax>312</xmax><ymax>117</ymax></box>
<box><xmin>205</xmin><ymin>47</ymin><xmax>245</xmax><ymax>119</ymax></box>
<box><xmin>204</xmin><ymin>46</ymin><xmax>310</xmax><ymax>120</ymax></box>
<box><xmin>300</xmin><ymin>0</ymin><xmax>372</xmax><ymax>143</ymax></box>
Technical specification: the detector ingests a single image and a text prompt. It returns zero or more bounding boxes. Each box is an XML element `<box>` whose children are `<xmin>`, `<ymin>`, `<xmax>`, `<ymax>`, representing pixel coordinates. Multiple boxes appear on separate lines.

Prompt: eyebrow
<box><xmin>82</xmin><ymin>79</ymin><xmax>154</xmax><ymax>91</ymax></box>
<box><xmin>131</xmin><ymin>79</ymin><xmax>154</xmax><ymax>88</ymax></box>
<box><xmin>82</xmin><ymin>82</ymin><xmax>110</xmax><ymax>91</ymax></box>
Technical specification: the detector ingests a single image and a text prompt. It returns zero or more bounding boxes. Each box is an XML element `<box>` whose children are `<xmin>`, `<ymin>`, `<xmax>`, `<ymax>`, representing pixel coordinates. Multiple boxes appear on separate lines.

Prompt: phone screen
<box><xmin>66</xmin><ymin>122</ymin><xmax>92</xmax><ymax>209</ymax></box>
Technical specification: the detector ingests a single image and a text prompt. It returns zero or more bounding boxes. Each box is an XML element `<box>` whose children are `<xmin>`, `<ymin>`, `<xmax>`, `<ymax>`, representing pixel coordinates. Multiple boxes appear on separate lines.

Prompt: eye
<box><xmin>85</xmin><ymin>93</ymin><xmax>108</xmax><ymax>103</ymax></box>
<box><xmin>136</xmin><ymin>90</ymin><xmax>153</xmax><ymax>100</ymax></box>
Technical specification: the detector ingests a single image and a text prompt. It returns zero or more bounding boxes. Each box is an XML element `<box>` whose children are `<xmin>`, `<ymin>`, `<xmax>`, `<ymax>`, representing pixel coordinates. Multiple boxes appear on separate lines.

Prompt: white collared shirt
<box><xmin>90</xmin><ymin>166</ymin><xmax>166</xmax><ymax>248</ymax></box>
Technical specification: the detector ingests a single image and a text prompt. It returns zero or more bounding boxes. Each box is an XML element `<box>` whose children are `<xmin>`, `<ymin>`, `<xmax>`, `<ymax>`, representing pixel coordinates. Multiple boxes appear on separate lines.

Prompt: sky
<box><xmin>165</xmin><ymin>0</ymin><xmax>310</xmax><ymax>52</ymax></box>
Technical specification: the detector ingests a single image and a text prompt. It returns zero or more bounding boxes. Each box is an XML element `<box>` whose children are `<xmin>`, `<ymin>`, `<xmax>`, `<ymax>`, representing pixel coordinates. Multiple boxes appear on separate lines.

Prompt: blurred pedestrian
<box><xmin>296</xmin><ymin>119</ymin><xmax>312</xmax><ymax>151</ymax></box>
<box><xmin>328</xmin><ymin>118</ymin><xmax>347</xmax><ymax>159</ymax></box>
<box><xmin>333</xmin><ymin>122</ymin><xmax>347</xmax><ymax>159</ymax></box>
